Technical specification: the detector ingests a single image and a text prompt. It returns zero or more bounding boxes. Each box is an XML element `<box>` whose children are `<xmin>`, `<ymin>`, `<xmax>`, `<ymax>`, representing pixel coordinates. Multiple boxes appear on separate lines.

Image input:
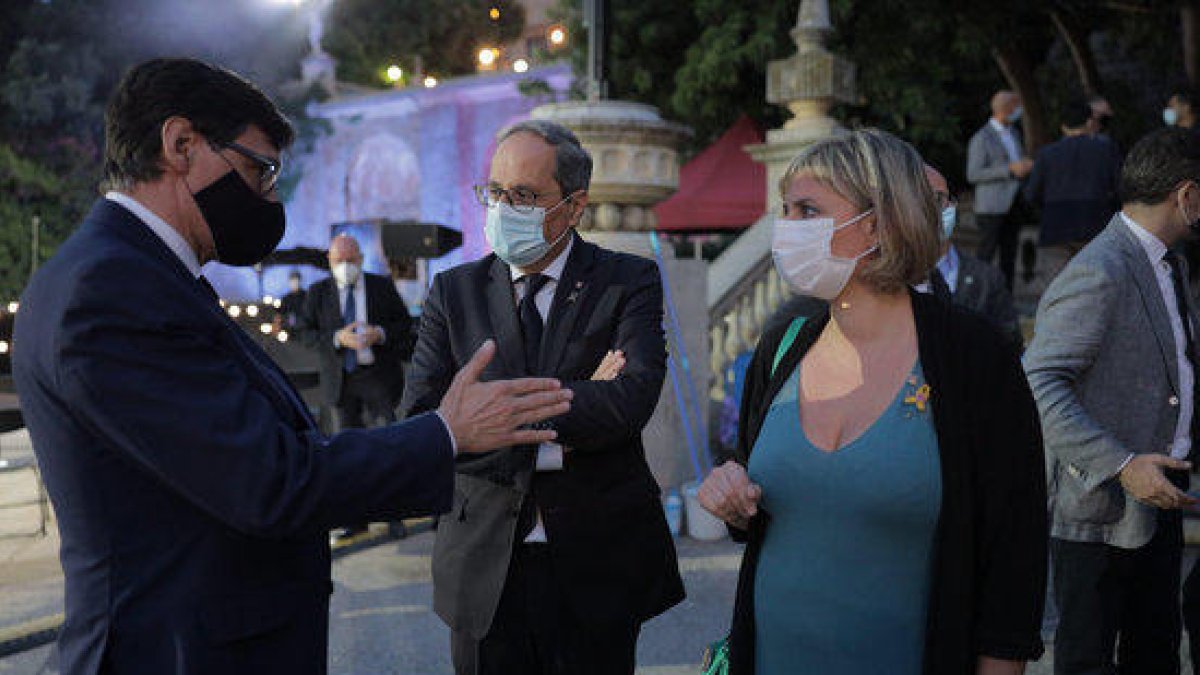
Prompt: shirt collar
<box><xmin>939</xmin><ymin>245</ymin><xmax>959</xmax><ymax>276</ymax></box>
<box><xmin>105</xmin><ymin>191</ymin><xmax>202</xmax><ymax>278</ymax></box>
<box><xmin>508</xmin><ymin>233</ymin><xmax>575</xmax><ymax>284</ymax></box>
<box><xmin>1121</xmin><ymin>211</ymin><xmax>1169</xmax><ymax>265</ymax></box>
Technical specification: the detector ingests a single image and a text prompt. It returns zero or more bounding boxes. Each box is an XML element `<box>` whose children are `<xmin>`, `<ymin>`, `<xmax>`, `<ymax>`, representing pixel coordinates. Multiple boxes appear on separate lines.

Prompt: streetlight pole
<box><xmin>584</xmin><ymin>0</ymin><xmax>610</xmax><ymax>101</ymax></box>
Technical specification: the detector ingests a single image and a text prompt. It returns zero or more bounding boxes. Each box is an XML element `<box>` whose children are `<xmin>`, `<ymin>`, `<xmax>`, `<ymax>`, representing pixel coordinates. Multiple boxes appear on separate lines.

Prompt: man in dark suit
<box><xmin>299</xmin><ymin>233</ymin><xmax>414</xmax><ymax>542</ymax></box>
<box><xmin>401</xmin><ymin>119</ymin><xmax>684</xmax><ymax>674</ymax></box>
<box><xmin>1025</xmin><ymin>128</ymin><xmax>1200</xmax><ymax>674</ymax></box>
<box><xmin>11</xmin><ymin>58</ymin><xmax>572</xmax><ymax>675</ymax></box>
<box><xmin>1024</xmin><ymin>99</ymin><xmax>1122</xmax><ymax>280</ymax></box>
<box><xmin>277</xmin><ymin>270</ymin><xmax>306</xmax><ymax>328</ymax></box>
<box><xmin>967</xmin><ymin>90</ymin><xmax>1035</xmax><ymax>290</ymax></box>
<box><xmin>923</xmin><ymin>165</ymin><xmax>1024</xmax><ymax>349</ymax></box>
<box><xmin>299</xmin><ymin>234</ymin><xmax>412</xmax><ymax>432</ymax></box>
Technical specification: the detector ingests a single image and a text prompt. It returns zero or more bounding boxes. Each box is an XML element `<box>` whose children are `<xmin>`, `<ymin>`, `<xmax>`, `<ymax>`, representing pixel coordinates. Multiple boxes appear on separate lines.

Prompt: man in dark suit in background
<box><xmin>299</xmin><ymin>234</ymin><xmax>412</xmax><ymax>432</ymax></box>
<box><xmin>402</xmin><ymin>119</ymin><xmax>684</xmax><ymax>674</ymax></box>
<box><xmin>299</xmin><ymin>233</ymin><xmax>414</xmax><ymax>542</ymax></box>
<box><xmin>923</xmin><ymin>165</ymin><xmax>1024</xmax><ymax>349</ymax></box>
<box><xmin>11</xmin><ymin>58</ymin><xmax>572</xmax><ymax>675</ymax></box>
<box><xmin>1024</xmin><ymin>99</ymin><xmax>1122</xmax><ymax>281</ymax></box>
<box><xmin>278</xmin><ymin>270</ymin><xmax>307</xmax><ymax>328</ymax></box>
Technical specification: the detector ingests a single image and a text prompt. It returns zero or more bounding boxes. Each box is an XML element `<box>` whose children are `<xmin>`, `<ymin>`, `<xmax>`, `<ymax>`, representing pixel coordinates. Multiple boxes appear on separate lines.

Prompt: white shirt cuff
<box><xmin>434</xmin><ymin>410</ymin><xmax>458</xmax><ymax>456</ymax></box>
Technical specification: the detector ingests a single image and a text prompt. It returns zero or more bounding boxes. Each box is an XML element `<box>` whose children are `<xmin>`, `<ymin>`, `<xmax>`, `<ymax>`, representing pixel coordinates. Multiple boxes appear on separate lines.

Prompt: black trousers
<box><xmin>333</xmin><ymin>367</ymin><xmax>398</xmax><ymax>532</ymax></box>
<box><xmin>975</xmin><ymin>212</ymin><xmax>1019</xmax><ymax>292</ymax></box>
<box><xmin>450</xmin><ymin>544</ymin><xmax>639</xmax><ymax>675</ymax></box>
<box><xmin>1184</xmin><ymin>554</ymin><xmax>1200</xmax><ymax>675</ymax></box>
<box><xmin>1051</xmin><ymin>509</ymin><xmax>1184</xmax><ymax>674</ymax></box>
<box><xmin>335</xmin><ymin>366</ymin><xmax>398</xmax><ymax>431</ymax></box>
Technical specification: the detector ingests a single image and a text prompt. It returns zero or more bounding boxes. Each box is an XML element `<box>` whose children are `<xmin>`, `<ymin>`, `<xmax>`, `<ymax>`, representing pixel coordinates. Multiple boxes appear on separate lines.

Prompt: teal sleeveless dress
<box><xmin>746</xmin><ymin>362</ymin><xmax>942</xmax><ymax>674</ymax></box>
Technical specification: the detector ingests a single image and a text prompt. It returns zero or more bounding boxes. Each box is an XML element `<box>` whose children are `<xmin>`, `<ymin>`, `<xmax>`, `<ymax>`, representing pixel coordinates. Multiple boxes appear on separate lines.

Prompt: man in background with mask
<box><xmin>11</xmin><ymin>58</ymin><xmax>573</xmax><ymax>674</ymax></box>
<box><xmin>298</xmin><ymin>233</ymin><xmax>414</xmax><ymax>543</ymax></box>
<box><xmin>278</xmin><ymin>269</ymin><xmax>307</xmax><ymax>328</ymax></box>
<box><xmin>402</xmin><ymin>119</ymin><xmax>684</xmax><ymax>674</ymax></box>
<box><xmin>919</xmin><ymin>164</ymin><xmax>1023</xmax><ymax>349</ymax></box>
<box><xmin>1025</xmin><ymin>127</ymin><xmax>1200</xmax><ymax>674</ymax></box>
<box><xmin>968</xmin><ymin>89</ymin><xmax>1034</xmax><ymax>292</ymax></box>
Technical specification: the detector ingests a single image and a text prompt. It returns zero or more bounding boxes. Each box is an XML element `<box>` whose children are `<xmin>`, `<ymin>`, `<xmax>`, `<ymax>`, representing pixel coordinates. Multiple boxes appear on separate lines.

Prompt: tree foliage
<box><xmin>324</xmin><ymin>0</ymin><xmax>527</xmax><ymax>86</ymax></box>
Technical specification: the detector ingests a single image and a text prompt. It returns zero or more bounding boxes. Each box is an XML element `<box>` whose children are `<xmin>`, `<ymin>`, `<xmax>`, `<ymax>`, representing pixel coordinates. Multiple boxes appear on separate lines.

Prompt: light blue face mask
<box><xmin>484</xmin><ymin>198</ymin><xmax>572</xmax><ymax>268</ymax></box>
<box><xmin>1009</xmin><ymin>106</ymin><xmax>1024</xmax><ymax>124</ymax></box>
<box><xmin>941</xmin><ymin>205</ymin><xmax>957</xmax><ymax>240</ymax></box>
<box><xmin>1165</xmin><ymin>107</ymin><xmax>1180</xmax><ymax>126</ymax></box>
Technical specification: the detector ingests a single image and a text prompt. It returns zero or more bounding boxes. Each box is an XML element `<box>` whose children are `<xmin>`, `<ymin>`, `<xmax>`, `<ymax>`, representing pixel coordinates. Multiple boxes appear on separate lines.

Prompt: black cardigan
<box><xmin>727</xmin><ymin>290</ymin><xmax>1047</xmax><ymax>674</ymax></box>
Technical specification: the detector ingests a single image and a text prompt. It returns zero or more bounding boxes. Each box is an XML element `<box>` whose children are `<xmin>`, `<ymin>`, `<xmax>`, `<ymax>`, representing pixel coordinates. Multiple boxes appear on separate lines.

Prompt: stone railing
<box><xmin>706</xmin><ymin>214</ymin><xmax>792</xmax><ymax>402</ymax></box>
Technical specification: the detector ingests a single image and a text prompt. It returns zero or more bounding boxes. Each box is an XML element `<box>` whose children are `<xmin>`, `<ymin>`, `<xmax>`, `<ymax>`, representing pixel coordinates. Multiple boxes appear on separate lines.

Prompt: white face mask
<box><xmin>332</xmin><ymin>262</ymin><xmax>361</xmax><ymax>287</ymax></box>
<box><xmin>772</xmin><ymin>209</ymin><xmax>877</xmax><ymax>301</ymax></box>
<box><xmin>1165</xmin><ymin>107</ymin><xmax>1180</xmax><ymax>126</ymax></box>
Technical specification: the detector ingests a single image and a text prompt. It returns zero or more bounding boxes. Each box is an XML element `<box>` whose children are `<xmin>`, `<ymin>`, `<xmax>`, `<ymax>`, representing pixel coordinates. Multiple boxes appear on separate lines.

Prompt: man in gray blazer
<box><xmin>968</xmin><ymin>90</ymin><xmax>1034</xmax><ymax>291</ymax></box>
<box><xmin>1025</xmin><ymin>127</ymin><xmax>1200</xmax><ymax>674</ymax></box>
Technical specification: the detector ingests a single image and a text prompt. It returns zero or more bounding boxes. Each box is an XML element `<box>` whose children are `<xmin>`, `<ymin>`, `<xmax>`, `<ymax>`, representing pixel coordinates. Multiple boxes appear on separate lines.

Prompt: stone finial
<box><xmin>766</xmin><ymin>0</ymin><xmax>856</xmax><ymax>131</ymax></box>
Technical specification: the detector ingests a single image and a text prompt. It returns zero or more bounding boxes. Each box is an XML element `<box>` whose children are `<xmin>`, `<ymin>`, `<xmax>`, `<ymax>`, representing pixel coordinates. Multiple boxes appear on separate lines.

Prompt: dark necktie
<box><xmin>518</xmin><ymin>273</ymin><xmax>550</xmax><ymax>375</ymax></box>
<box><xmin>343</xmin><ymin>283</ymin><xmax>357</xmax><ymax>373</ymax></box>
<box><xmin>1165</xmin><ymin>251</ymin><xmax>1199</xmax><ymax>459</ymax></box>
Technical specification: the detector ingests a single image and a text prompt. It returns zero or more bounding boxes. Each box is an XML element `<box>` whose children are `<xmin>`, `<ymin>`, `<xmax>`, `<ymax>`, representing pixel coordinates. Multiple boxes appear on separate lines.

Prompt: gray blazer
<box><xmin>967</xmin><ymin>122</ymin><xmax>1023</xmax><ymax>215</ymax></box>
<box><xmin>1024</xmin><ymin>214</ymin><xmax>1198</xmax><ymax>549</ymax></box>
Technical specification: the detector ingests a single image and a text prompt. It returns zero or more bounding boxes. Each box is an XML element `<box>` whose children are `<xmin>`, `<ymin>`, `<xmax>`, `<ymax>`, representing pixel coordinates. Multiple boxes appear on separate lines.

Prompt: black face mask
<box><xmin>192</xmin><ymin>170</ymin><xmax>285</xmax><ymax>266</ymax></box>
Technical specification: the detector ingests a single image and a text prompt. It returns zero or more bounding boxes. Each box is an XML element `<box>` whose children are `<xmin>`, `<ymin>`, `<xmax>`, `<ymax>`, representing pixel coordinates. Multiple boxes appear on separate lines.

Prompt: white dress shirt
<box><xmin>508</xmin><ymin>236</ymin><xmax>574</xmax><ymax>542</ymax></box>
<box><xmin>333</xmin><ymin>277</ymin><xmax>377</xmax><ymax>365</ymax></box>
<box><xmin>1123</xmin><ymin>212</ymin><xmax>1194</xmax><ymax>460</ymax></box>
<box><xmin>989</xmin><ymin>118</ymin><xmax>1022</xmax><ymax>164</ymax></box>
<box><xmin>105</xmin><ymin>192</ymin><xmax>201</xmax><ymax>277</ymax></box>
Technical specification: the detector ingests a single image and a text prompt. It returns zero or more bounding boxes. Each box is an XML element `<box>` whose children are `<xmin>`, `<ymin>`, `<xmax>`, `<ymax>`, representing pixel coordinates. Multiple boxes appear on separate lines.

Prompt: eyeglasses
<box><xmin>473</xmin><ymin>184</ymin><xmax>564</xmax><ymax>215</ymax></box>
<box><xmin>214</xmin><ymin>141</ymin><xmax>281</xmax><ymax>196</ymax></box>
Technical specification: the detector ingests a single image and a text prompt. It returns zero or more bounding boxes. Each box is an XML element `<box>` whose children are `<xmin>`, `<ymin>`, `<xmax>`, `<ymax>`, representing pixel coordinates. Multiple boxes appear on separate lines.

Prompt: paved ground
<box><xmin>1</xmin><ymin>421</ymin><xmax>1195</xmax><ymax>674</ymax></box>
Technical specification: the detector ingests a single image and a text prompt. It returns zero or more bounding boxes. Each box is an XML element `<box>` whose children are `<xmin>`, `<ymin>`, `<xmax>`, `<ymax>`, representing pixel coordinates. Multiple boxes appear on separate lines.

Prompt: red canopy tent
<box><xmin>654</xmin><ymin>115</ymin><xmax>766</xmax><ymax>232</ymax></box>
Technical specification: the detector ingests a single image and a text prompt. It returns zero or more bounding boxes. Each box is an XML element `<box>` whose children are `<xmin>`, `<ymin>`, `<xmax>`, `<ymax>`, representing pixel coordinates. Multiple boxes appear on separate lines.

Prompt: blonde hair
<box><xmin>778</xmin><ymin>128</ymin><xmax>941</xmax><ymax>294</ymax></box>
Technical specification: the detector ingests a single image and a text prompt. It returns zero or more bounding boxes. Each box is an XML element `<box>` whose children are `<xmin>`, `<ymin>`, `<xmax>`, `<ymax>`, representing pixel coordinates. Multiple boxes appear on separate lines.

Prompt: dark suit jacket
<box><xmin>930</xmin><ymin>247</ymin><xmax>1024</xmax><ymax>349</ymax></box>
<box><xmin>297</xmin><ymin>273</ymin><xmax>413</xmax><ymax>406</ymax></box>
<box><xmin>12</xmin><ymin>199</ymin><xmax>453</xmax><ymax>675</ymax></box>
<box><xmin>1024</xmin><ymin>134</ymin><xmax>1121</xmax><ymax>246</ymax></box>
<box><xmin>401</xmin><ymin>234</ymin><xmax>685</xmax><ymax>638</ymax></box>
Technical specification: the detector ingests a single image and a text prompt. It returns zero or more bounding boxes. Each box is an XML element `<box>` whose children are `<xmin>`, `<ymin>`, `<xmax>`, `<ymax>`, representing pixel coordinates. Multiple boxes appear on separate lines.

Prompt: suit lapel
<box><xmin>541</xmin><ymin>236</ymin><xmax>596</xmax><ymax>375</ymax></box>
<box><xmin>486</xmin><ymin>256</ymin><xmax>526</xmax><ymax>375</ymax></box>
<box><xmin>1114</xmin><ymin>219</ymin><xmax>1180</xmax><ymax>393</ymax></box>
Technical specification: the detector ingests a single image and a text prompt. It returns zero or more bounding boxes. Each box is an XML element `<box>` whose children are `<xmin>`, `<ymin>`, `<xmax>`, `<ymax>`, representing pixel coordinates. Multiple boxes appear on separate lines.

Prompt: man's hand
<box><xmin>697</xmin><ymin>461</ymin><xmax>763</xmax><ymax>530</ymax></box>
<box><xmin>360</xmin><ymin>325</ymin><xmax>384</xmax><ymax>348</ymax></box>
<box><xmin>1119</xmin><ymin>454</ymin><xmax>1196</xmax><ymax>509</ymax></box>
<box><xmin>589</xmin><ymin>350</ymin><xmax>625</xmax><ymax>381</ymax></box>
<box><xmin>438</xmin><ymin>340</ymin><xmax>573</xmax><ymax>453</ymax></box>
<box><xmin>336</xmin><ymin>322</ymin><xmax>363</xmax><ymax>349</ymax></box>
<box><xmin>1009</xmin><ymin>158</ymin><xmax>1034</xmax><ymax>179</ymax></box>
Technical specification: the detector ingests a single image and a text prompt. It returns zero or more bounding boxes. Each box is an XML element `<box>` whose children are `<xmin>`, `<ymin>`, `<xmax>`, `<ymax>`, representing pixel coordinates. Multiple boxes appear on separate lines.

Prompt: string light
<box><xmin>246</xmin><ymin>305</ymin><xmax>260</xmax><ymax>318</ymax></box>
<box><xmin>228</xmin><ymin>305</ymin><xmax>242</xmax><ymax>318</ymax></box>
<box><xmin>0</xmin><ymin>341</ymin><xmax>8</xmax><ymax>354</ymax></box>
<box><xmin>548</xmin><ymin>26</ymin><xmax>567</xmax><ymax>46</ymax></box>
<box><xmin>273</xmin><ymin>299</ymin><xmax>282</xmax><ymax>309</ymax></box>
<box><xmin>513</xmin><ymin>58</ymin><xmax>529</xmax><ymax>74</ymax></box>
<box><xmin>276</xmin><ymin>331</ymin><xmax>289</xmax><ymax>343</ymax></box>
<box><xmin>259</xmin><ymin>323</ymin><xmax>273</xmax><ymax>334</ymax></box>
<box><xmin>6</xmin><ymin>302</ymin><xmax>17</xmax><ymax>314</ymax></box>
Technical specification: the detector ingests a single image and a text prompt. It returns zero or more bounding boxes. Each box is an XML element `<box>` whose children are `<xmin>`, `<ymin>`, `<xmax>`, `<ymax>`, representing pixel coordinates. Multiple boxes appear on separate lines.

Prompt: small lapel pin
<box><xmin>566</xmin><ymin>281</ymin><xmax>584</xmax><ymax>303</ymax></box>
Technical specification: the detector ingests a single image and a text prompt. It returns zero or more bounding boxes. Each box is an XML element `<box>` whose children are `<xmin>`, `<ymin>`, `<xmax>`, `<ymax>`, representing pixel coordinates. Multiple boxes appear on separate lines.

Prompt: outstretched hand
<box><xmin>437</xmin><ymin>340</ymin><xmax>573</xmax><ymax>453</ymax></box>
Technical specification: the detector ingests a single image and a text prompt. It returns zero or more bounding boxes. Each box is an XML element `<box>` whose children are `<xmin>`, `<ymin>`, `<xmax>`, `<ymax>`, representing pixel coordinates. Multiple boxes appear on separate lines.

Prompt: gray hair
<box><xmin>498</xmin><ymin>119</ymin><xmax>593</xmax><ymax>196</ymax></box>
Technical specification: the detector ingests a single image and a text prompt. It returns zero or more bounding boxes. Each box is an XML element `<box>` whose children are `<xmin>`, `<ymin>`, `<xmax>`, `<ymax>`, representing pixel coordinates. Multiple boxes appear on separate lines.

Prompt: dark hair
<box><xmin>103</xmin><ymin>58</ymin><xmax>294</xmax><ymax>189</ymax></box>
<box><xmin>1062</xmin><ymin>99</ymin><xmax>1094</xmax><ymax>130</ymax></box>
<box><xmin>497</xmin><ymin>119</ymin><xmax>593</xmax><ymax>196</ymax></box>
<box><xmin>1119</xmin><ymin>127</ymin><xmax>1200</xmax><ymax>205</ymax></box>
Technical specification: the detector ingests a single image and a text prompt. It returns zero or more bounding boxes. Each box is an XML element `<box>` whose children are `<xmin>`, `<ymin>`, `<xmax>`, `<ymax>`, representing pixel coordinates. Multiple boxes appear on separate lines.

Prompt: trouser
<box><xmin>333</xmin><ymin>367</ymin><xmax>398</xmax><ymax>533</ymax></box>
<box><xmin>1051</xmin><ymin>506</ymin><xmax>1184</xmax><ymax>673</ymax></box>
<box><xmin>976</xmin><ymin>211</ymin><xmax>1020</xmax><ymax>292</ymax></box>
<box><xmin>450</xmin><ymin>543</ymin><xmax>640</xmax><ymax>675</ymax></box>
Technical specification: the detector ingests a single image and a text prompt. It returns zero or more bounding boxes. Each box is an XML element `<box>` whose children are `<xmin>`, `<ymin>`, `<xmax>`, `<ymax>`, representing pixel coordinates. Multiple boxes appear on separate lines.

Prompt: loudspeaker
<box><xmin>379</xmin><ymin>220</ymin><xmax>463</xmax><ymax>259</ymax></box>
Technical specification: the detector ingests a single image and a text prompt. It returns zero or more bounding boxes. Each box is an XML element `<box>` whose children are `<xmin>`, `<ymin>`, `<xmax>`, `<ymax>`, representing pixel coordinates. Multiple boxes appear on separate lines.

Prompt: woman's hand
<box><xmin>590</xmin><ymin>350</ymin><xmax>625</xmax><ymax>381</ymax></box>
<box><xmin>698</xmin><ymin>461</ymin><xmax>763</xmax><ymax>530</ymax></box>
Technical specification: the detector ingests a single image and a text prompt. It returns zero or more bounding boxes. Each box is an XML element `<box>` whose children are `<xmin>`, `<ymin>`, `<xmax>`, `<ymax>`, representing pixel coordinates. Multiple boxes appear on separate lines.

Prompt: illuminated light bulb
<box><xmin>228</xmin><ymin>305</ymin><xmax>242</xmax><ymax>318</ymax></box>
<box><xmin>513</xmin><ymin>58</ymin><xmax>529</xmax><ymax>74</ymax></box>
<box><xmin>246</xmin><ymin>305</ymin><xmax>260</xmax><ymax>317</ymax></box>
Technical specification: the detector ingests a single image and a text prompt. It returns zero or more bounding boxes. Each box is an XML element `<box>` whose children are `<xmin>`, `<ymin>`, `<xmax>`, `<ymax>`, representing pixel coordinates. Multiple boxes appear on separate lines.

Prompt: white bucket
<box><xmin>682</xmin><ymin>480</ymin><xmax>727</xmax><ymax>541</ymax></box>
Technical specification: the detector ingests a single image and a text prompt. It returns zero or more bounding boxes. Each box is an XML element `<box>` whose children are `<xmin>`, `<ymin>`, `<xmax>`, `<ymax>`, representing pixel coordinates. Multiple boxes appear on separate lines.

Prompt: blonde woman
<box><xmin>698</xmin><ymin>129</ymin><xmax>1047</xmax><ymax>674</ymax></box>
